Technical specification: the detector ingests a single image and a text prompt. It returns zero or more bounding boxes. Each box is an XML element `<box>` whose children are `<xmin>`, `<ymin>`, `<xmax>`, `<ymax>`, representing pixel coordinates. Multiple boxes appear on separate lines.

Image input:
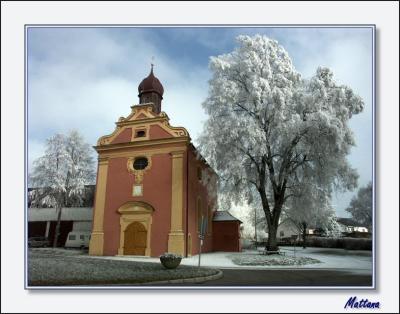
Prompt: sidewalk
<box><xmin>91</xmin><ymin>247</ymin><xmax>372</xmax><ymax>272</ymax></box>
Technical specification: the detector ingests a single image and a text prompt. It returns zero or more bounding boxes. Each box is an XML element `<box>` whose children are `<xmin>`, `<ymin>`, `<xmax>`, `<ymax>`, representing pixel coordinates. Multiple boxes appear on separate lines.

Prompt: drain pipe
<box><xmin>185</xmin><ymin>148</ymin><xmax>189</xmax><ymax>258</ymax></box>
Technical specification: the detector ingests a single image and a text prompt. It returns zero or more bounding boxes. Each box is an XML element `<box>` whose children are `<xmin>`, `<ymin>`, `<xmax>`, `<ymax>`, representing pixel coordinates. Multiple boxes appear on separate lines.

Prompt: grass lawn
<box><xmin>28</xmin><ymin>248</ymin><xmax>219</xmax><ymax>286</ymax></box>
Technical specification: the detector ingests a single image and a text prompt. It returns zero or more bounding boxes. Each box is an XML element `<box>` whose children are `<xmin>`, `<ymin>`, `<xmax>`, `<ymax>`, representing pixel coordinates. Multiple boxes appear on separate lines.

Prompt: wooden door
<box><xmin>124</xmin><ymin>222</ymin><xmax>147</xmax><ymax>255</ymax></box>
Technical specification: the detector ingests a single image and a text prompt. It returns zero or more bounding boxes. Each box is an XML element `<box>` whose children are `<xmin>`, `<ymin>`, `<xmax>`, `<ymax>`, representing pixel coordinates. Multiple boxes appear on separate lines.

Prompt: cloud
<box><xmin>27</xmin><ymin>27</ymin><xmax>374</xmax><ymax>217</ymax></box>
<box><xmin>27</xmin><ymin>27</ymin><xmax>211</xmax><ymax>164</ymax></box>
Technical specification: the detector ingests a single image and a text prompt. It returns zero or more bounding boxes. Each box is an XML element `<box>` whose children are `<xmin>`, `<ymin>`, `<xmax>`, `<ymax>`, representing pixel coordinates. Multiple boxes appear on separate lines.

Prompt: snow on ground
<box><xmin>91</xmin><ymin>246</ymin><xmax>372</xmax><ymax>273</ymax></box>
<box><xmin>28</xmin><ymin>249</ymin><xmax>218</xmax><ymax>286</ymax></box>
<box><xmin>229</xmin><ymin>254</ymin><xmax>321</xmax><ymax>266</ymax></box>
<box><xmin>277</xmin><ymin>246</ymin><xmax>372</xmax><ymax>270</ymax></box>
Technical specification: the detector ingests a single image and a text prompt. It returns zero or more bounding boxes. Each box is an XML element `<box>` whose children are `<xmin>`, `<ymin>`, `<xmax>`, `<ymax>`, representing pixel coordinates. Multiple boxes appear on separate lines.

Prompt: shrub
<box><xmin>240</xmin><ymin>239</ymin><xmax>255</xmax><ymax>249</ymax></box>
<box><xmin>342</xmin><ymin>238</ymin><xmax>372</xmax><ymax>250</ymax></box>
<box><xmin>304</xmin><ymin>236</ymin><xmax>372</xmax><ymax>250</ymax></box>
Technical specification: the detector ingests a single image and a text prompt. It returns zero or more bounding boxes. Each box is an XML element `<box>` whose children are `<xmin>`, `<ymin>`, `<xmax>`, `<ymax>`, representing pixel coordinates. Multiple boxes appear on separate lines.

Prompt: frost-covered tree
<box><xmin>247</xmin><ymin>183</ymin><xmax>341</xmax><ymax>247</ymax></box>
<box><xmin>282</xmin><ymin>183</ymin><xmax>341</xmax><ymax>247</ymax></box>
<box><xmin>199</xmin><ymin>35</ymin><xmax>363</xmax><ymax>251</ymax></box>
<box><xmin>29</xmin><ymin>130</ymin><xmax>95</xmax><ymax>247</ymax></box>
<box><xmin>346</xmin><ymin>182</ymin><xmax>373</xmax><ymax>229</ymax></box>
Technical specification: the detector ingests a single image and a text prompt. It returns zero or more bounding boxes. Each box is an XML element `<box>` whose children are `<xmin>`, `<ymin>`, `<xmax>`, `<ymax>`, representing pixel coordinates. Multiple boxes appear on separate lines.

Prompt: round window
<box><xmin>133</xmin><ymin>157</ymin><xmax>148</xmax><ymax>170</ymax></box>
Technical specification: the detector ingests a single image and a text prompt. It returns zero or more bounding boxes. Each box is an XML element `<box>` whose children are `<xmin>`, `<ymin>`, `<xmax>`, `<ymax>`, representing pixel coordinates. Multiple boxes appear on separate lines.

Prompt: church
<box><xmin>88</xmin><ymin>67</ymin><xmax>241</xmax><ymax>258</ymax></box>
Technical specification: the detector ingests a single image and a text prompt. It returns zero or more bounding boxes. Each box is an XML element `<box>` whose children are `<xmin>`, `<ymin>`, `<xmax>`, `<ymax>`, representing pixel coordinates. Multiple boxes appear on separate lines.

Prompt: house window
<box><xmin>280</xmin><ymin>231</ymin><xmax>284</xmax><ymax>237</ymax></box>
<box><xmin>136</xmin><ymin>130</ymin><xmax>146</xmax><ymax>138</ymax></box>
<box><xmin>69</xmin><ymin>235</ymin><xmax>76</xmax><ymax>240</ymax></box>
<box><xmin>133</xmin><ymin>157</ymin><xmax>148</xmax><ymax>170</ymax></box>
<box><xmin>80</xmin><ymin>235</ymin><xmax>85</xmax><ymax>240</ymax></box>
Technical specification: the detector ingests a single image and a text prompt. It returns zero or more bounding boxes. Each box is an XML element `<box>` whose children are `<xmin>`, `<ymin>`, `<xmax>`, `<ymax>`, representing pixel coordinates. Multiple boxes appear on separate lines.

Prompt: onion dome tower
<box><xmin>138</xmin><ymin>64</ymin><xmax>164</xmax><ymax>114</ymax></box>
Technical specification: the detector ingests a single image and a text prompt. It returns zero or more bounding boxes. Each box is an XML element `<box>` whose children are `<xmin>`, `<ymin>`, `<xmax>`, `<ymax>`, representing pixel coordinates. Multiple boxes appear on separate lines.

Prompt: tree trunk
<box><xmin>302</xmin><ymin>221</ymin><xmax>307</xmax><ymax>249</ymax></box>
<box><xmin>53</xmin><ymin>206</ymin><xmax>62</xmax><ymax>248</ymax></box>
<box><xmin>266</xmin><ymin>222</ymin><xmax>279</xmax><ymax>252</ymax></box>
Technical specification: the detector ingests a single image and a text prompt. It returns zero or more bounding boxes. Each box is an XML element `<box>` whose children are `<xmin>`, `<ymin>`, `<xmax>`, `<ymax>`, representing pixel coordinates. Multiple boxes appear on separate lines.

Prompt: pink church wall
<box><xmin>101</xmin><ymin>153</ymin><xmax>173</xmax><ymax>257</ymax></box>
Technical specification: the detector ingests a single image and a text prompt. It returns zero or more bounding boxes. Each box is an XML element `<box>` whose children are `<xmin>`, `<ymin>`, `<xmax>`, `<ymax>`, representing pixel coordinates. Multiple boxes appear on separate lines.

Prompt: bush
<box><xmin>305</xmin><ymin>236</ymin><xmax>372</xmax><ymax>250</ymax></box>
<box><xmin>342</xmin><ymin>238</ymin><xmax>372</xmax><ymax>250</ymax></box>
<box><xmin>240</xmin><ymin>239</ymin><xmax>255</xmax><ymax>249</ymax></box>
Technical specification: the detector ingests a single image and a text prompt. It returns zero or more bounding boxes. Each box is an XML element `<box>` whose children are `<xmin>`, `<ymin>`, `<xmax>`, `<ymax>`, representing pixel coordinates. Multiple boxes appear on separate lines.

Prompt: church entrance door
<box><xmin>124</xmin><ymin>222</ymin><xmax>147</xmax><ymax>255</ymax></box>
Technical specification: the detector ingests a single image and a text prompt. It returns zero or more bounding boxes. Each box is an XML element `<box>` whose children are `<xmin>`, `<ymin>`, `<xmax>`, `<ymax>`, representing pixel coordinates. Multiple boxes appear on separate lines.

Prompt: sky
<box><xmin>27</xmin><ymin>26</ymin><xmax>373</xmax><ymax>218</ymax></box>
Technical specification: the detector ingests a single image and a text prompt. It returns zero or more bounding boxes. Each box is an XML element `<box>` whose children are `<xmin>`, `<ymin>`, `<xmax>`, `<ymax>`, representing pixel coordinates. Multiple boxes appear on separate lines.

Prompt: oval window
<box><xmin>133</xmin><ymin>157</ymin><xmax>148</xmax><ymax>170</ymax></box>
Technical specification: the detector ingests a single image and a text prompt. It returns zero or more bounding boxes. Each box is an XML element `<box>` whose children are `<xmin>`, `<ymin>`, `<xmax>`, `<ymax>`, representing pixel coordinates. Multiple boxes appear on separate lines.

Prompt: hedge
<box><xmin>304</xmin><ymin>236</ymin><xmax>372</xmax><ymax>250</ymax></box>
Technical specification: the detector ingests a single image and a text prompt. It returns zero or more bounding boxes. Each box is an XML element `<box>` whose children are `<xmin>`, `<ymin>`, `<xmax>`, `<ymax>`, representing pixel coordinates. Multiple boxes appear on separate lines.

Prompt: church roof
<box><xmin>138</xmin><ymin>66</ymin><xmax>164</xmax><ymax>97</ymax></box>
<box><xmin>213</xmin><ymin>211</ymin><xmax>242</xmax><ymax>223</ymax></box>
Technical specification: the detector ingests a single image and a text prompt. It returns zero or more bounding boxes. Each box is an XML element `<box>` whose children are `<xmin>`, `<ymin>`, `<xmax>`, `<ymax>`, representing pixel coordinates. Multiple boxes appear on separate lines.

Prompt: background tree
<box><xmin>29</xmin><ymin>130</ymin><xmax>95</xmax><ymax>247</ymax></box>
<box><xmin>346</xmin><ymin>181</ymin><xmax>373</xmax><ymax>229</ymax></box>
<box><xmin>199</xmin><ymin>35</ymin><xmax>363</xmax><ymax>251</ymax></box>
<box><xmin>247</xmin><ymin>183</ymin><xmax>341</xmax><ymax>248</ymax></box>
<box><xmin>282</xmin><ymin>182</ymin><xmax>341</xmax><ymax>248</ymax></box>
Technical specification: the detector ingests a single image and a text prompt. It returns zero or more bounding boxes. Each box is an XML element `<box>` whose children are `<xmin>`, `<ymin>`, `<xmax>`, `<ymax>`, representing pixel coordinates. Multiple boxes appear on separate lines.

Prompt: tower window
<box><xmin>133</xmin><ymin>157</ymin><xmax>148</xmax><ymax>170</ymax></box>
<box><xmin>136</xmin><ymin>130</ymin><xmax>146</xmax><ymax>138</ymax></box>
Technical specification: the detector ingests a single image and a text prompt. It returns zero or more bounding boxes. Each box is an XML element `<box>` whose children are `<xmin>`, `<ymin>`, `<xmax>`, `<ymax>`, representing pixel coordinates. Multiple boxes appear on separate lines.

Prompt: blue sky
<box><xmin>27</xmin><ymin>26</ymin><xmax>373</xmax><ymax>218</ymax></box>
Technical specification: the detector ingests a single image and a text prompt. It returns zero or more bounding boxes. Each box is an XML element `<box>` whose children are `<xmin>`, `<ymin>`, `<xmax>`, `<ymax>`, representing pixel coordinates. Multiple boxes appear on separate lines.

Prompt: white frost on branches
<box><xmin>199</xmin><ymin>35</ymin><xmax>363</xmax><ymax>247</ymax></box>
<box><xmin>29</xmin><ymin>130</ymin><xmax>96</xmax><ymax>208</ymax></box>
<box><xmin>345</xmin><ymin>182</ymin><xmax>373</xmax><ymax>228</ymax></box>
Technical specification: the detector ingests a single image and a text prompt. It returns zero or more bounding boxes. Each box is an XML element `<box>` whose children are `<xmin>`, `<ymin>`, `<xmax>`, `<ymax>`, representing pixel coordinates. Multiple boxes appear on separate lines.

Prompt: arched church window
<box><xmin>197</xmin><ymin>167</ymin><xmax>202</xmax><ymax>181</ymax></box>
<box><xmin>197</xmin><ymin>198</ymin><xmax>202</xmax><ymax>233</ymax></box>
<box><xmin>133</xmin><ymin>157</ymin><xmax>149</xmax><ymax>170</ymax></box>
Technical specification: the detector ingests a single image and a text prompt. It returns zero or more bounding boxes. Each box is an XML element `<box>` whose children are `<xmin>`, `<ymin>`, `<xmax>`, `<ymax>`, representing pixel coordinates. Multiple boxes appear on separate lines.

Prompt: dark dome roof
<box><xmin>138</xmin><ymin>67</ymin><xmax>164</xmax><ymax>97</ymax></box>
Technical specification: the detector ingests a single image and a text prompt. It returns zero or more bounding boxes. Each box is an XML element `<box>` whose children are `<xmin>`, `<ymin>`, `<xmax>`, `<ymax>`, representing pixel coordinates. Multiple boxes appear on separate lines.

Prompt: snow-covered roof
<box><xmin>28</xmin><ymin>185</ymin><xmax>95</xmax><ymax>207</ymax></box>
<box><xmin>28</xmin><ymin>207</ymin><xmax>93</xmax><ymax>222</ymax></box>
<box><xmin>213</xmin><ymin>211</ymin><xmax>242</xmax><ymax>223</ymax></box>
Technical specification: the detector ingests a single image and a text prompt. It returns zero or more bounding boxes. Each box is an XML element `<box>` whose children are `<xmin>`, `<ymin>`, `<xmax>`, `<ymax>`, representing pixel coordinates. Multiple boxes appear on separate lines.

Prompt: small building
<box><xmin>277</xmin><ymin>219</ymin><xmax>300</xmax><ymax>242</ymax></box>
<box><xmin>212</xmin><ymin>211</ymin><xmax>242</xmax><ymax>252</ymax></box>
<box><xmin>28</xmin><ymin>207</ymin><xmax>92</xmax><ymax>246</ymax></box>
<box><xmin>276</xmin><ymin>219</ymin><xmax>317</xmax><ymax>243</ymax></box>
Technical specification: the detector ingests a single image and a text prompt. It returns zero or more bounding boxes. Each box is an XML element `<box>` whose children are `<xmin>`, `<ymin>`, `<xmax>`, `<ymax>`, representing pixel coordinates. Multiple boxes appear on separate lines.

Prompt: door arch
<box><xmin>124</xmin><ymin>222</ymin><xmax>147</xmax><ymax>255</ymax></box>
<box><xmin>117</xmin><ymin>201</ymin><xmax>154</xmax><ymax>256</ymax></box>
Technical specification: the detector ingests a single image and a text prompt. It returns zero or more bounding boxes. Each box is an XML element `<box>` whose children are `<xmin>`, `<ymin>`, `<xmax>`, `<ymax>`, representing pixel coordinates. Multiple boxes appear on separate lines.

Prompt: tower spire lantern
<box><xmin>138</xmin><ymin>63</ymin><xmax>164</xmax><ymax>114</ymax></box>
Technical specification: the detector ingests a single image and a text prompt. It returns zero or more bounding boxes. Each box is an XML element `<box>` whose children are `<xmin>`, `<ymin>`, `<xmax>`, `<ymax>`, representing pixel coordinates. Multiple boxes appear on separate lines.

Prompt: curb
<box><xmin>133</xmin><ymin>269</ymin><xmax>223</xmax><ymax>286</ymax></box>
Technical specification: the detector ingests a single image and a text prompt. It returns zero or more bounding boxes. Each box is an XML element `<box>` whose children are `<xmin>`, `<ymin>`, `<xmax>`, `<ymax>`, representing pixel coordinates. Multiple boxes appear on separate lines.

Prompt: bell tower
<box><xmin>138</xmin><ymin>64</ymin><xmax>164</xmax><ymax>114</ymax></box>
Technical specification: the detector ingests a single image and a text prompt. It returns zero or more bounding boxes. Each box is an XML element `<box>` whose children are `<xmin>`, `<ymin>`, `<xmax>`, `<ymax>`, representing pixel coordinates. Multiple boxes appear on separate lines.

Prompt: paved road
<box><xmin>155</xmin><ymin>268</ymin><xmax>372</xmax><ymax>287</ymax></box>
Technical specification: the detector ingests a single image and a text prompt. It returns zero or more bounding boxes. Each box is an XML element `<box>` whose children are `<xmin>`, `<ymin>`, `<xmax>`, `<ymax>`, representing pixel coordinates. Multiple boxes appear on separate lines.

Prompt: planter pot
<box><xmin>160</xmin><ymin>256</ymin><xmax>182</xmax><ymax>269</ymax></box>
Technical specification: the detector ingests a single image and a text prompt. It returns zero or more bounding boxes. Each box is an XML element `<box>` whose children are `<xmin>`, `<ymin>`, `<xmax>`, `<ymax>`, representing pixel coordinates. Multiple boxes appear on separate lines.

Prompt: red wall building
<box><xmin>89</xmin><ymin>67</ymin><xmax>240</xmax><ymax>257</ymax></box>
<box><xmin>212</xmin><ymin>211</ymin><xmax>242</xmax><ymax>252</ymax></box>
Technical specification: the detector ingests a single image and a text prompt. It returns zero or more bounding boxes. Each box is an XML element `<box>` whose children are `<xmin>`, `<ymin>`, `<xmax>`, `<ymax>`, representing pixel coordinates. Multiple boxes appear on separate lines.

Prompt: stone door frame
<box><xmin>117</xmin><ymin>201</ymin><xmax>154</xmax><ymax>256</ymax></box>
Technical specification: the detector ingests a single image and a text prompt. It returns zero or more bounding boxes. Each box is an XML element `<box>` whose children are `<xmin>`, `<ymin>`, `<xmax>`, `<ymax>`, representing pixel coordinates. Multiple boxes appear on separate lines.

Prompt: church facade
<box><xmin>89</xmin><ymin>67</ymin><xmax>225</xmax><ymax>258</ymax></box>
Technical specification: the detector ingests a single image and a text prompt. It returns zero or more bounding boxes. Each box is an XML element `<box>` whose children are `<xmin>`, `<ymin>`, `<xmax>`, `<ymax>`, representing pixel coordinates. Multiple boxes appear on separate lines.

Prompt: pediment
<box><xmin>117</xmin><ymin>201</ymin><xmax>155</xmax><ymax>214</ymax></box>
<box><xmin>96</xmin><ymin>104</ymin><xmax>189</xmax><ymax>146</ymax></box>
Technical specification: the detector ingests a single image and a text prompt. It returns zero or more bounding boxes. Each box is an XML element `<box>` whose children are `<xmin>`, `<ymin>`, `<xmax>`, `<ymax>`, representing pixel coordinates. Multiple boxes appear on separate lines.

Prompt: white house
<box><xmin>337</xmin><ymin>217</ymin><xmax>369</xmax><ymax>234</ymax></box>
